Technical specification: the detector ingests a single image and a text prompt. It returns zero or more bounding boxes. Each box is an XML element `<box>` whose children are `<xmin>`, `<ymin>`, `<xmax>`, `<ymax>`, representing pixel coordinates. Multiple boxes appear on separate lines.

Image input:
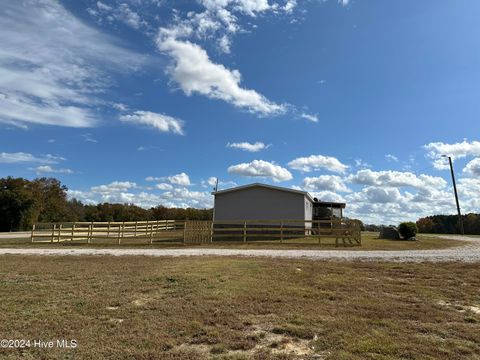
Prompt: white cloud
<box><xmin>201</xmin><ymin>177</ymin><xmax>237</xmax><ymax>189</ymax></box>
<box><xmin>156</xmin><ymin>34</ymin><xmax>285</xmax><ymax>116</ymax></box>
<box><xmin>288</xmin><ymin>155</ymin><xmax>348</xmax><ymax>174</ymax></box>
<box><xmin>348</xmin><ymin>169</ymin><xmax>447</xmax><ymax>191</ymax></box>
<box><xmin>145</xmin><ymin>176</ymin><xmax>162</xmax><ymax>182</ymax></box>
<box><xmin>168</xmin><ymin>172</ymin><xmax>191</xmax><ymax>186</ymax></box>
<box><xmin>155</xmin><ymin>183</ymin><xmax>173</xmax><ymax>190</ymax></box>
<box><xmin>283</xmin><ymin>0</ymin><xmax>298</xmax><ymax>13</ymax></box>
<box><xmin>463</xmin><ymin>158</ymin><xmax>480</xmax><ymax>177</ymax></box>
<box><xmin>207</xmin><ymin>177</ymin><xmax>218</xmax><ymax>187</ymax></box>
<box><xmin>354</xmin><ymin>159</ymin><xmax>371</xmax><ymax>169</ymax></box>
<box><xmin>160</xmin><ymin>187</ymin><xmax>213</xmax><ymax>208</ymax></box>
<box><xmin>424</xmin><ymin>140</ymin><xmax>480</xmax><ymax>169</ymax></box>
<box><xmin>348</xmin><ymin>186</ymin><xmax>402</xmax><ymax>204</ymax></box>
<box><xmin>228</xmin><ymin>160</ymin><xmax>293</xmax><ymax>182</ymax></box>
<box><xmin>82</xmin><ymin>133</ymin><xmax>98</xmax><ymax>143</ymax></box>
<box><xmin>0</xmin><ymin>0</ymin><xmax>145</xmax><ymax>128</ymax></box>
<box><xmin>69</xmin><ymin>181</ymin><xmax>212</xmax><ymax>208</ymax></box>
<box><xmin>89</xmin><ymin>2</ymin><xmax>146</xmax><ymax>29</ymax></box>
<box><xmin>91</xmin><ymin>181</ymin><xmax>137</xmax><ymax>193</ymax></box>
<box><xmin>385</xmin><ymin>154</ymin><xmax>398</xmax><ymax>162</ymax></box>
<box><xmin>302</xmin><ymin>175</ymin><xmax>351</xmax><ymax>193</ymax></box>
<box><xmin>299</xmin><ymin>113</ymin><xmax>318</xmax><ymax>122</ymax></box>
<box><xmin>120</xmin><ymin>111</ymin><xmax>184</xmax><ymax>134</ymax></box>
<box><xmin>227</xmin><ymin>141</ymin><xmax>270</xmax><ymax>152</ymax></box>
<box><xmin>309</xmin><ymin>191</ymin><xmax>346</xmax><ymax>203</ymax></box>
<box><xmin>0</xmin><ymin>152</ymin><xmax>64</xmax><ymax>164</ymax></box>
<box><xmin>33</xmin><ymin>165</ymin><xmax>73</xmax><ymax>175</ymax></box>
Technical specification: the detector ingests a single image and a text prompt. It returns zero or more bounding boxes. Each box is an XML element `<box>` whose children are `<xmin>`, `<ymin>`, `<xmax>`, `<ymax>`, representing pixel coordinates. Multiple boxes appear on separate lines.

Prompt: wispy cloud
<box><xmin>0</xmin><ymin>152</ymin><xmax>64</xmax><ymax>164</ymax></box>
<box><xmin>300</xmin><ymin>113</ymin><xmax>319</xmax><ymax>122</ymax></box>
<box><xmin>385</xmin><ymin>154</ymin><xmax>399</xmax><ymax>162</ymax></box>
<box><xmin>33</xmin><ymin>165</ymin><xmax>74</xmax><ymax>175</ymax></box>
<box><xmin>0</xmin><ymin>0</ymin><xmax>145</xmax><ymax>128</ymax></box>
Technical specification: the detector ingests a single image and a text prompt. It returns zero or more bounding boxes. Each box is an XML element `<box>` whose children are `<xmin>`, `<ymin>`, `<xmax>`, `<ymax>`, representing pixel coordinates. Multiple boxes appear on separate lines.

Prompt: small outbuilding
<box><xmin>212</xmin><ymin>183</ymin><xmax>345</xmax><ymax>225</ymax></box>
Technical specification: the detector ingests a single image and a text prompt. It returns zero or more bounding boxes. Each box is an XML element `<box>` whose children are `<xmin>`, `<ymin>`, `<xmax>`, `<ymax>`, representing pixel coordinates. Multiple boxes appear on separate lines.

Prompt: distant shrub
<box><xmin>398</xmin><ymin>222</ymin><xmax>418</xmax><ymax>239</ymax></box>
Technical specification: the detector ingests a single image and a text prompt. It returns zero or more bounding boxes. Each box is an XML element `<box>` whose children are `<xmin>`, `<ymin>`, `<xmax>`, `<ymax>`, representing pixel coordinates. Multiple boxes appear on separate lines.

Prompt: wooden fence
<box><xmin>31</xmin><ymin>219</ymin><xmax>361</xmax><ymax>246</ymax></box>
<box><xmin>31</xmin><ymin>220</ymin><xmax>184</xmax><ymax>244</ymax></box>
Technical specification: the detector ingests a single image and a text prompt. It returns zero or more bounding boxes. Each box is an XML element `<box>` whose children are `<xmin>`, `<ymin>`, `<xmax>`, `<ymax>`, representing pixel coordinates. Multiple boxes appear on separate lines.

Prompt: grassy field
<box><xmin>1</xmin><ymin>256</ymin><xmax>479</xmax><ymax>359</ymax></box>
<box><xmin>0</xmin><ymin>232</ymin><xmax>464</xmax><ymax>250</ymax></box>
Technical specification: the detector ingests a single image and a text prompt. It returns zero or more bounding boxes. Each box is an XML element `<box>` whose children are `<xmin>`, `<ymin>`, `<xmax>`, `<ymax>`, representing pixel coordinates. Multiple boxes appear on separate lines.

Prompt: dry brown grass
<box><xmin>1</xmin><ymin>256</ymin><xmax>480</xmax><ymax>359</ymax></box>
<box><xmin>0</xmin><ymin>232</ymin><xmax>463</xmax><ymax>250</ymax></box>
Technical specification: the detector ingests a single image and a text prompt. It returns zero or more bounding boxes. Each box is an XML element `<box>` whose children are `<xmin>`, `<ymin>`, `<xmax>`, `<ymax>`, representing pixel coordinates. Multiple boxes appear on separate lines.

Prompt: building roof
<box><xmin>212</xmin><ymin>183</ymin><xmax>315</xmax><ymax>202</ymax></box>
<box><xmin>314</xmin><ymin>201</ymin><xmax>346</xmax><ymax>209</ymax></box>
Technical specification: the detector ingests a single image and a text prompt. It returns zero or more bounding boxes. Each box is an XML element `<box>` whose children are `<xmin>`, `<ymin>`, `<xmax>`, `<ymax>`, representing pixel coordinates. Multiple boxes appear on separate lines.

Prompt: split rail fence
<box><xmin>31</xmin><ymin>219</ymin><xmax>361</xmax><ymax>246</ymax></box>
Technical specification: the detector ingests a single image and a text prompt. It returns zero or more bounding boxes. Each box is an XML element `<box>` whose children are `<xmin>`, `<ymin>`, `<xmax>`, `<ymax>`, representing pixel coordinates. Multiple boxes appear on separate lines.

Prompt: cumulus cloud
<box><xmin>356</xmin><ymin>187</ymin><xmax>402</xmax><ymax>204</ymax></box>
<box><xmin>424</xmin><ymin>140</ymin><xmax>480</xmax><ymax>169</ymax></box>
<box><xmin>69</xmin><ymin>180</ymin><xmax>213</xmax><ymax>209</ymax></box>
<box><xmin>0</xmin><ymin>0</ymin><xmax>145</xmax><ymax>128</ymax></box>
<box><xmin>0</xmin><ymin>152</ymin><xmax>64</xmax><ymax>164</ymax></box>
<box><xmin>348</xmin><ymin>169</ymin><xmax>447</xmax><ymax>191</ymax></box>
<box><xmin>156</xmin><ymin>34</ymin><xmax>285</xmax><ymax>116</ymax></box>
<box><xmin>228</xmin><ymin>160</ymin><xmax>293</xmax><ymax>182</ymax></box>
<box><xmin>463</xmin><ymin>158</ymin><xmax>480</xmax><ymax>177</ymax></box>
<box><xmin>90</xmin><ymin>181</ymin><xmax>137</xmax><ymax>193</ymax></box>
<box><xmin>302</xmin><ymin>175</ymin><xmax>351</xmax><ymax>193</ymax></box>
<box><xmin>155</xmin><ymin>183</ymin><xmax>173</xmax><ymax>190</ymax></box>
<box><xmin>227</xmin><ymin>141</ymin><xmax>270</xmax><ymax>152</ymax></box>
<box><xmin>160</xmin><ymin>187</ymin><xmax>213</xmax><ymax>208</ymax></box>
<box><xmin>283</xmin><ymin>0</ymin><xmax>298</xmax><ymax>13</ymax></box>
<box><xmin>288</xmin><ymin>155</ymin><xmax>348</xmax><ymax>173</ymax></box>
<box><xmin>167</xmin><ymin>172</ymin><xmax>191</xmax><ymax>186</ymax></box>
<box><xmin>119</xmin><ymin>111</ymin><xmax>184</xmax><ymax>134</ymax></box>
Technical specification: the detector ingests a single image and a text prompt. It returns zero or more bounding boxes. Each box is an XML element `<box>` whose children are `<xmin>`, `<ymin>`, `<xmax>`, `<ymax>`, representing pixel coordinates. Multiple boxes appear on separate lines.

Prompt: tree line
<box><xmin>2</xmin><ymin>176</ymin><xmax>478</xmax><ymax>234</ymax></box>
<box><xmin>0</xmin><ymin>177</ymin><xmax>212</xmax><ymax>232</ymax></box>
<box><xmin>416</xmin><ymin>214</ymin><xmax>480</xmax><ymax>235</ymax></box>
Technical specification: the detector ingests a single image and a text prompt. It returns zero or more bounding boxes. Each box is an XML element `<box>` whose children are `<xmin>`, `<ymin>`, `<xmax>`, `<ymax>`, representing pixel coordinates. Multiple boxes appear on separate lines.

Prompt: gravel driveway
<box><xmin>0</xmin><ymin>235</ymin><xmax>479</xmax><ymax>262</ymax></box>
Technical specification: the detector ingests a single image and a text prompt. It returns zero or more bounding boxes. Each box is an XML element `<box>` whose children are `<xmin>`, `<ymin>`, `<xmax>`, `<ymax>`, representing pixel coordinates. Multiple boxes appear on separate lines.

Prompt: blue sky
<box><xmin>1</xmin><ymin>0</ymin><xmax>479</xmax><ymax>224</ymax></box>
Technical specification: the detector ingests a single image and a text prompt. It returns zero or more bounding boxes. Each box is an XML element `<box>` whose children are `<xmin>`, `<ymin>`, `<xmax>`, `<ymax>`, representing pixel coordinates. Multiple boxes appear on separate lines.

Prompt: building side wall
<box><xmin>304</xmin><ymin>197</ymin><xmax>313</xmax><ymax>225</ymax></box>
<box><xmin>214</xmin><ymin>187</ymin><xmax>309</xmax><ymax>223</ymax></box>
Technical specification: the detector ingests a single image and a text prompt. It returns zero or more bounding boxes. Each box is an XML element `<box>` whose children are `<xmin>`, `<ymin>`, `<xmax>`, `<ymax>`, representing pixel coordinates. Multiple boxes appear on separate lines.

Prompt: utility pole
<box><xmin>442</xmin><ymin>155</ymin><xmax>464</xmax><ymax>235</ymax></box>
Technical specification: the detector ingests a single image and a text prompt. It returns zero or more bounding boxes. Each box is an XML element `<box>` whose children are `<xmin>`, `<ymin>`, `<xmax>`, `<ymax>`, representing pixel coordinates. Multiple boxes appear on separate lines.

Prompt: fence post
<box><xmin>134</xmin><ymin>221</ymin><xmax>138</xmax><ymax>238</ymax></box>
<box><xmin>107</xmin><ymin>222</ymin><xmax>111</xmax><ymax>238</ymax></box>
<box><xmin>51</xmin><ymin>224</ymin><xmax>56</xmax><ymax>243</ymax></box>
<box><xmin>31</xmin><ymin>224</ymin><xmax>35</xmax><ymax>243</ymax></box>
<box><xmin>318</xmin><ymin>221</ymin><xmax>321</xmax><ymax>244</ymax></box>
<box><xmin>280</xmin><ymin>221</ymin><xmax>283</xmax><ymax>243</ymax></box>
<box><xmin>117</xmin><ymin>223</ymin><xmax>121</xmax><ymax>245</ymax></box>
<box><xmin>210</xmin><ymin>222</ymin><xmax>214</xmax><ymax>243</ymax></box>
<box><xmin>183</xmin><ymin>221</ymin><xmax>187</xmax><ymax>244</ymax></box>
<box><xmin>88</xmin><ymin>222</ymin><xmax>93</xmax><ymax>244</ymax></box>
<box><xmin>243</xmin><ymin>221</ymin><xmax>247</xmax><ymax>243</ymax></box>
<box><xmin>58</xmin><ymin>223</ymin><xmax>62</xmax><ymax>242</ymax></box>
<box><xmin>71</xmin><ymin>223</ymin><xmax>75</xmax><ymax>242</ymax></box>
<box><xmin>149</xmin><ymin>223</ymin><xmax>154</xmax><ymax>244</ymax></box>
